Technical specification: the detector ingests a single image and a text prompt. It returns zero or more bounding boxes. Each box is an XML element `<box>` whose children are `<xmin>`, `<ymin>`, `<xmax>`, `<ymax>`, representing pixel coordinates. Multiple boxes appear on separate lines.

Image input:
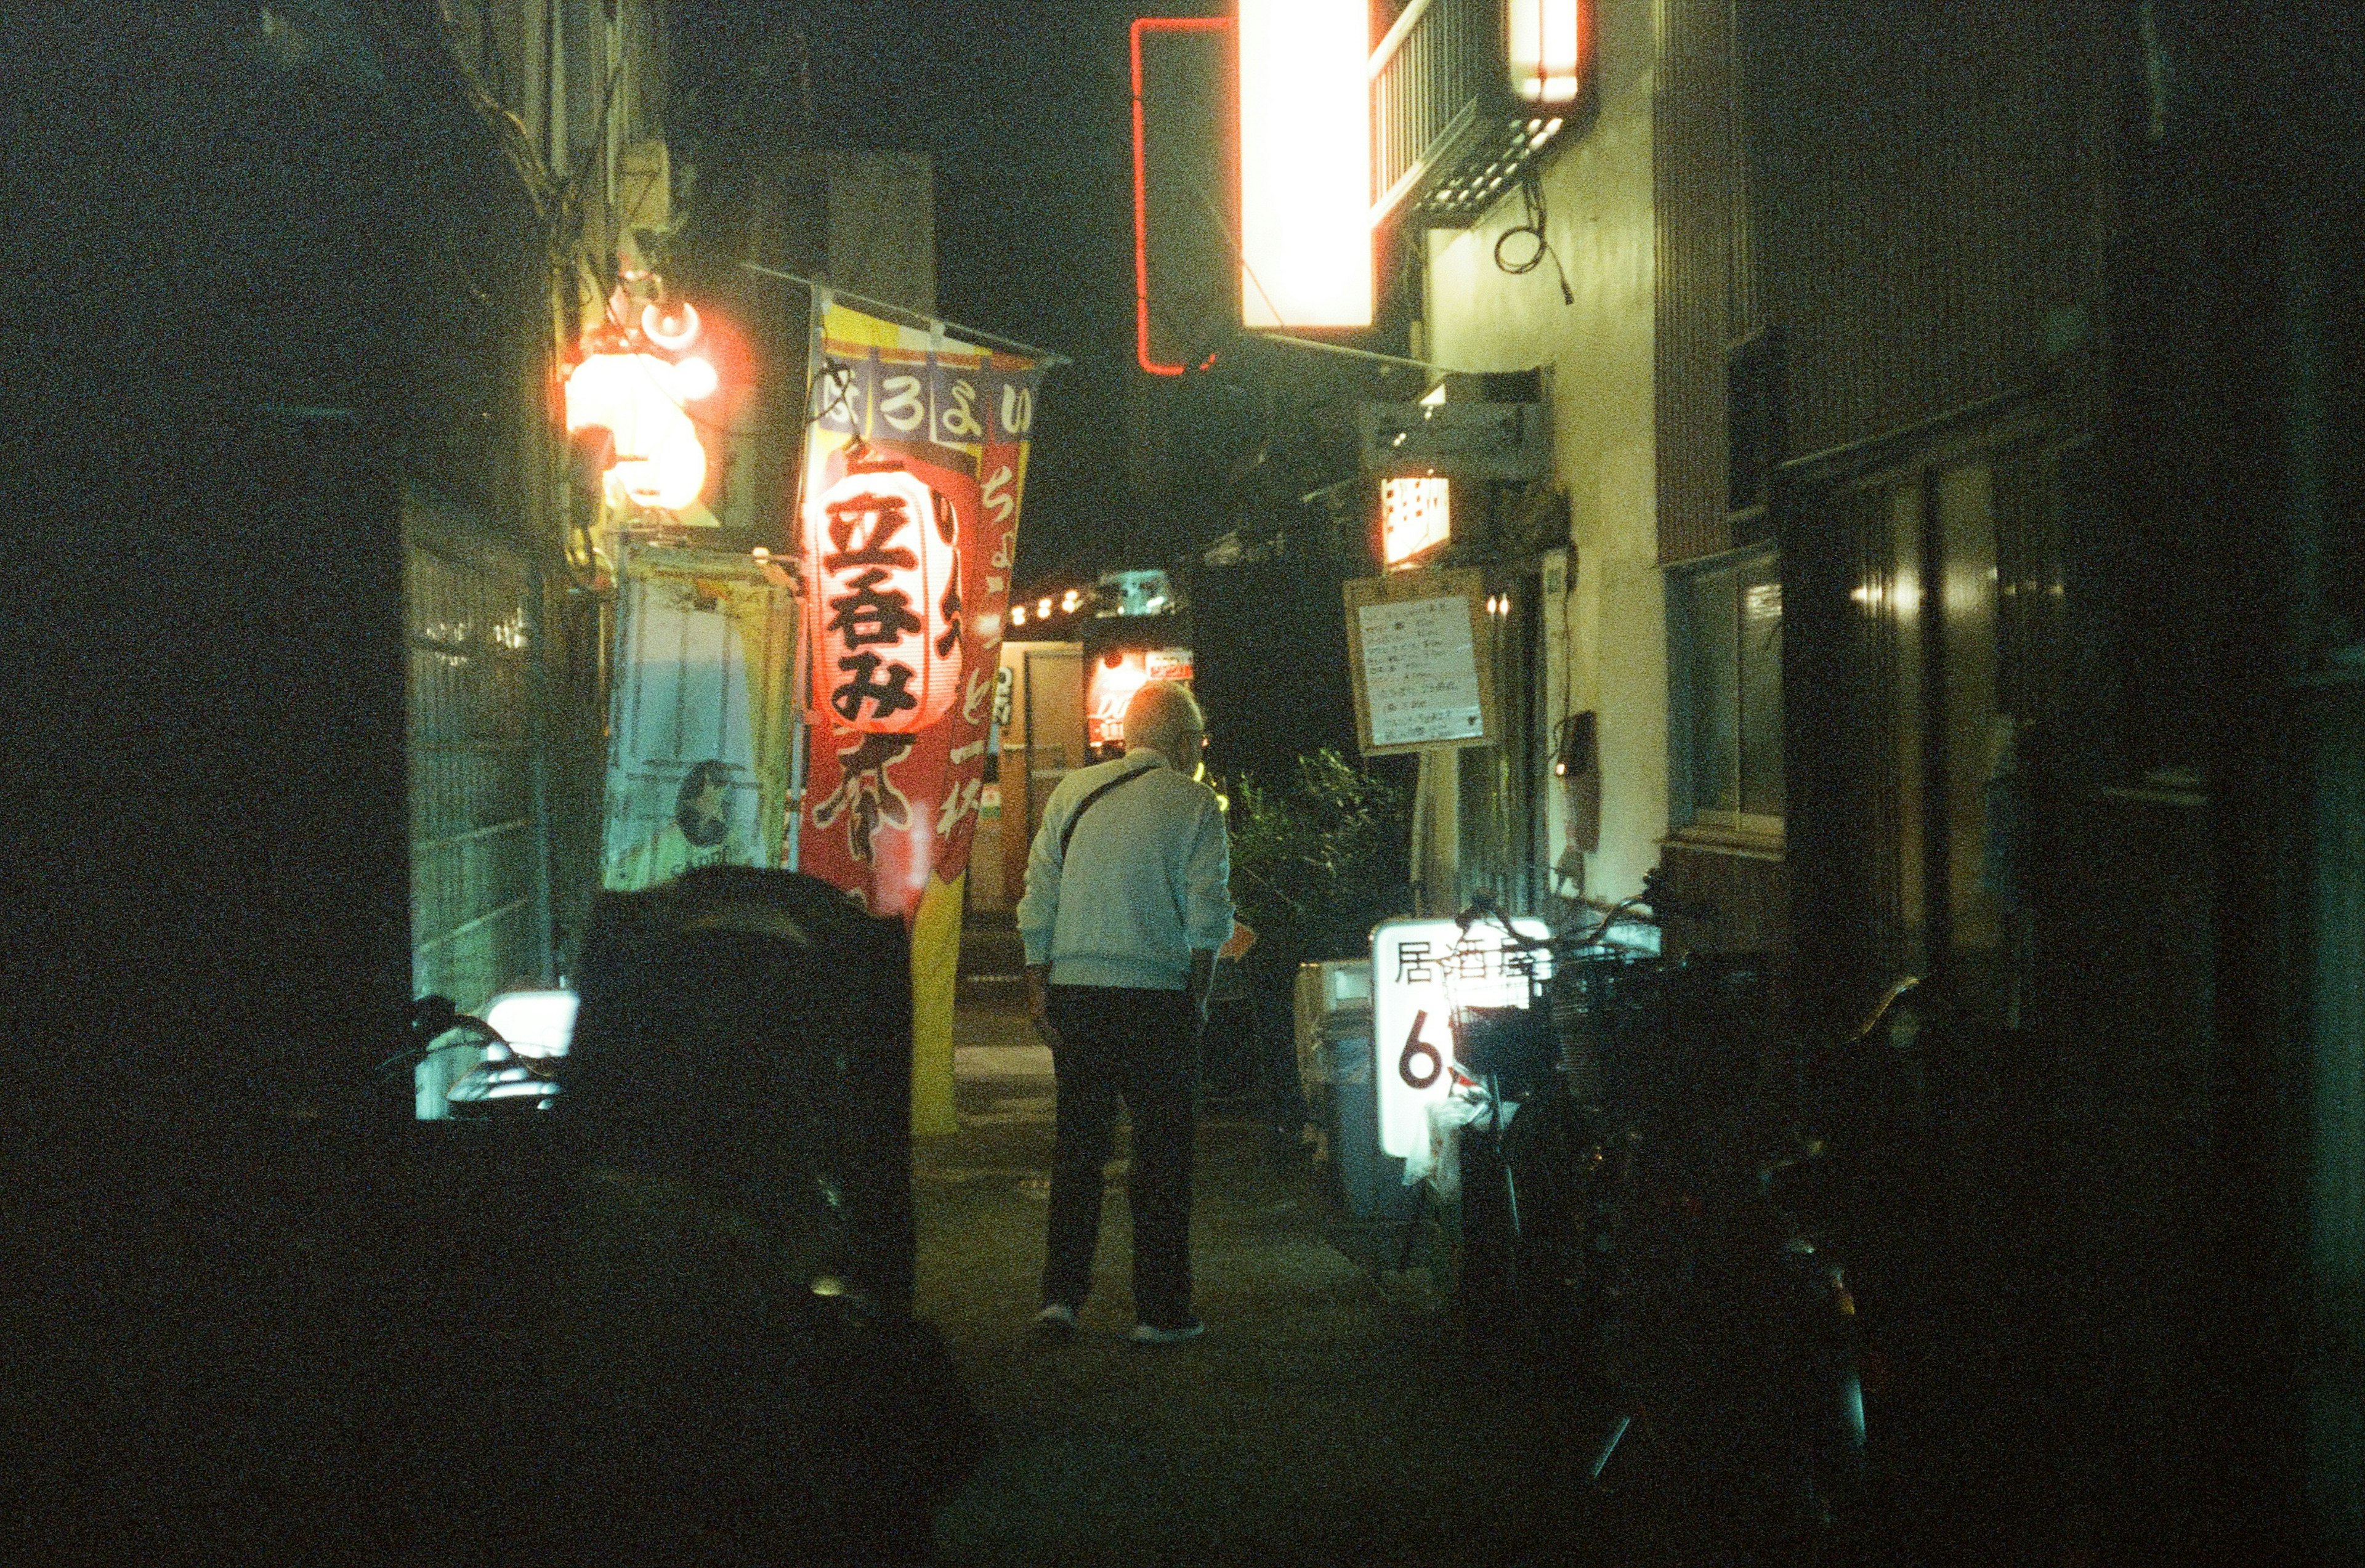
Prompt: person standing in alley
<box><xmin>1016</xmin><ymin>679</ymin><xmax>1232</xmax><ymax>1345</ymax></box>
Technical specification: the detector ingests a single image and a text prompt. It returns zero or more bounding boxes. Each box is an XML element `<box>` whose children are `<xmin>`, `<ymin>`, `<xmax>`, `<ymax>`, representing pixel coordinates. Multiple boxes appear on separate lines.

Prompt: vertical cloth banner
<box><xmin>796</xmin><ymin>292</ymin><xmax>1044</xmax><ymax>1137</ymax></box>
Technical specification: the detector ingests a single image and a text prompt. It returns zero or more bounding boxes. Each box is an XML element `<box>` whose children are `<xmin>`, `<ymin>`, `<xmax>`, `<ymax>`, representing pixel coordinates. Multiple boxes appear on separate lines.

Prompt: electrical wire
<box><xmin>433</xmin><ymin>0</ymin><xmax>564</xmax><ymax>225</ymax></box>
<box><xmin>805</xmin><ymin>358</ymin><xmax>858</xmax><ymax>432</ymax></box>
<box><xmin>422</xmin><ymin>5</ymin><xmax>631</xmax><ymax>593</ymax></box>
<box><xmin>1494</xmin><ymin>173</ymin><xmax>1575</xmax><ymax>306</ymax></box>
<box><xmin>1182</xmin><ymin>180</ymin><xmax>1287</xmax><ymax>345</ymax></box>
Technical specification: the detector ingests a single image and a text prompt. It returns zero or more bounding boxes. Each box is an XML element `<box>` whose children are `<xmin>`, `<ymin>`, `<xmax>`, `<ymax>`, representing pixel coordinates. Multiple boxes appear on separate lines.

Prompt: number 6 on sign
<box><xmin>1398</xmin><ymin>1009</ymin><xmax>1442</xmax><ymax>1089</ymax></box>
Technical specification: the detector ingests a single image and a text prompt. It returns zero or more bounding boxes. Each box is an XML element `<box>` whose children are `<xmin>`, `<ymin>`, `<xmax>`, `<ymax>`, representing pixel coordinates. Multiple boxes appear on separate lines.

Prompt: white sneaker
<box><xmin>1125</xmin><ymin>1317</ymin><xmax>1205</xmax><ymax>1346</ymax></box>
<box><xmin>1032</xmin><ymin>1303</ymin><xmax>1078</xmax><ymax>1341</ymax></box>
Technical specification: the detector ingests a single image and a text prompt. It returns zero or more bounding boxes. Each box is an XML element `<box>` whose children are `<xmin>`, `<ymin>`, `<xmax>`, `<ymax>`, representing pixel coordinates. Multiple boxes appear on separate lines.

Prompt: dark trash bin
<box><xmin>566</xmin><ymin>865</ymin><xmax>918</xmax><ymax>1311</ymax></box>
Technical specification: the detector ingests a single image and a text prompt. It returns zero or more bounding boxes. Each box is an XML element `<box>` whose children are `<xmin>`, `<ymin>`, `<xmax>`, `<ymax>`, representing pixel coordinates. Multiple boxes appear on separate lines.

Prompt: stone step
<box><xmin>957</xmin><ymin>922</ymin><xmax>1027</xmax><ymax>979</ymax></box>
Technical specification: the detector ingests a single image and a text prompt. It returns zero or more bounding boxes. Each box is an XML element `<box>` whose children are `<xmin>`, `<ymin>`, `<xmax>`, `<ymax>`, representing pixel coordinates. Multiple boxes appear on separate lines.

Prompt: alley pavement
<box><xmin>916</xmin><ymin>972</ymin><xmax>1623</xmax><ymax>1567</ymax></box>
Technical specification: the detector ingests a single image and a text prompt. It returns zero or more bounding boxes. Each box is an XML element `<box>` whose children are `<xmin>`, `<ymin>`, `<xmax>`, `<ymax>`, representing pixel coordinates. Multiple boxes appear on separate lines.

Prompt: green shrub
<box><xmin>1224</xmin><ymin>750</ymin><xmax>1413</xmax><ymax>966</ymax></box>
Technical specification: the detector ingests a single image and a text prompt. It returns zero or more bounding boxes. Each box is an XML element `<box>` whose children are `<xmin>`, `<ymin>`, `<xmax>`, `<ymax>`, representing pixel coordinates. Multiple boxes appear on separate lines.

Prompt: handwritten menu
<box><xmin>1357</xmin><ymin>594</ymin><xmax>1484</xmax><ymax>748</ymax></box>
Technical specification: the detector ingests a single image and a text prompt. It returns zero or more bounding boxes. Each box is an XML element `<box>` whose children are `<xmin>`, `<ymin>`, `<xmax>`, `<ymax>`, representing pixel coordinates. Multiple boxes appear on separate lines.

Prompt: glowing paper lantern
<box><xmin>1237</xmin><ymin>0</ymin><xmax>1370</xmax><ymax>329</ymax></box>
<box><xmin>808</xmin><ymin>458</ymin><xmax>963</xmax><ymax>733</ymax></box>
<box><xmin>672</xmin><ymin>355</ymin><xmax>718</xmax><ymax>401</ymax></box>
<box><xmin>564</xmin><ymin>351</ymin><xmax>708</xmax><ymax>512</ymax></box>
<box><xmin>1509</xmin><ymin>0</ymin><xmax>1591</xmax><ymax>105</ymax></box>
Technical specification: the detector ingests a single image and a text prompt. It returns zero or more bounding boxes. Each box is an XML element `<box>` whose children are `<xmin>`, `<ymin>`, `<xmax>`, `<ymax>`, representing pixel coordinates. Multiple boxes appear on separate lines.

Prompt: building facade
<box><xmin>402</xmin><ymin>0</ymin><xmax>673</xmax><ymax>1020</ymax></box>
<box><xmin>1371</xmin><ymin>0</ymin><xmax>2364</xmax><ymax>1556</ymax></box>
<box><xmin>1402</xmin><ymin>0</ymin><xmax>1667</xmax><ymax>927</ymax></box>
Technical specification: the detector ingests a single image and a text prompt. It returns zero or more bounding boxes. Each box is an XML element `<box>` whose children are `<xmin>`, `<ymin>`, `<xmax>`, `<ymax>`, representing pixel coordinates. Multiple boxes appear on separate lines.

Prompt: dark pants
<box><xmin>1041</xmin><ymin>985</ymin><xmax>1199</xmax><ymax>1327</ymax></box>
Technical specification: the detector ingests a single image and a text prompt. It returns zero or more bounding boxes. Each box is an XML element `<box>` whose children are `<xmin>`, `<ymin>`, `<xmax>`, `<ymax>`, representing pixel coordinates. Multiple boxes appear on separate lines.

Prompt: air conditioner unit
<box><xmin>1358</xmin><ymin>400</ymin><xmax>1551</xmax><ymax>481</ymax></box>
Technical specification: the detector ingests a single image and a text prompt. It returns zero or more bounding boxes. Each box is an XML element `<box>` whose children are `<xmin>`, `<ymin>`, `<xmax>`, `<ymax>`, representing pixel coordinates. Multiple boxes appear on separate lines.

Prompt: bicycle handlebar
<box><xmin>1793</xmin><ymin>975</ymin><xmax>1929</xmax><ymax>1070</ymax></box>
<box><xmin>1452</xmin><ymin>867</ymin><xmax>1713</xmax><ymax>957</ymax></box>
<box><xmin>1845</xmin><ymin>976</ymin><xmax>1922</xmax><ymax>1046</ymax></box>
<box><xmin>379</xmin><ymin>995</ymin><xmax>509</xmax><ymax>1082</ymax></box>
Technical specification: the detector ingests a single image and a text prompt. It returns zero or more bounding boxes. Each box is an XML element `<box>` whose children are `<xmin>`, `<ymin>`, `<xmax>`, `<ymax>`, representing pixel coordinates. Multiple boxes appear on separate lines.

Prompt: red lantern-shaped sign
<box><xmin>564</xmin><ymin>350</ymin><xmax>709</xmax><ymax>512</ymax></box>
<box><xmin>807</xmin><ymin>456</ymin><xmax>963</xmax><ymax>733</ymax></box>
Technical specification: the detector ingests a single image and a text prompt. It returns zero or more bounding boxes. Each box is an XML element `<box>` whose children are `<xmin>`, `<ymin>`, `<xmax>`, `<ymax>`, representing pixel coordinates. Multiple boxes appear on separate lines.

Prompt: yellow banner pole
<box><xmin>908</xmin><ymin>871</ymin><xmax>966</xmax><ymax>1138</ymax></box>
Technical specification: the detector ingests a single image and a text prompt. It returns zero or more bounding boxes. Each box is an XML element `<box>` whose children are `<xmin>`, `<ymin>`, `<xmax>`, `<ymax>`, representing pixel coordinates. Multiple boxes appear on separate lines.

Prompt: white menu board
<box><xmin>1356</xmin><ymin>594</ymin><xmax>1485</xmax><ymax>748</ymax></box>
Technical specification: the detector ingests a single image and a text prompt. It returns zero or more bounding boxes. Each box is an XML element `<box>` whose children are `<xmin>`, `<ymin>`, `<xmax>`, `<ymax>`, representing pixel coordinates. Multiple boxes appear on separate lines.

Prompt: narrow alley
<box><xmin>917</xmin><ymin>923</ymin><xmax>1611</xmax><ymax>1568</ymax></box>
<box><xmin>15</xmin><ymin>6</ymin><xmax>2364</xmax><ymax>1565</ymax></box>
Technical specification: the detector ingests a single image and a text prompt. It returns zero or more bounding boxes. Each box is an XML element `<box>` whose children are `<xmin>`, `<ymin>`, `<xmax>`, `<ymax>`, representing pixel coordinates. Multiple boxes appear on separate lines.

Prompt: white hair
<box><xmin>1123</xmin><ymin>679</ymin><xmax>1203</xmax><ymax>760</ymax></box>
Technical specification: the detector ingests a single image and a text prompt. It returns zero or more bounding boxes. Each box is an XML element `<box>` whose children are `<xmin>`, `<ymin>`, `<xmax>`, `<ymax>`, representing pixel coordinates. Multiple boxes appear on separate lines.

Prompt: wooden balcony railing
<box><xmin>1370</xmin><ymin>0</ymin><xmax>1582</xmax><ymax>229</ymax></box>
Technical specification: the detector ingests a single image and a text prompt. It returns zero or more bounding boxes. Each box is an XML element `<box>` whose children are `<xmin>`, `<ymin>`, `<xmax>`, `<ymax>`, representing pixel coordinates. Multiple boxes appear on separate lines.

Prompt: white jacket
<box><xmin>1015</xmin><ymin>750</ymin><xmax>1234</xmax><ymax>991</ymax></box>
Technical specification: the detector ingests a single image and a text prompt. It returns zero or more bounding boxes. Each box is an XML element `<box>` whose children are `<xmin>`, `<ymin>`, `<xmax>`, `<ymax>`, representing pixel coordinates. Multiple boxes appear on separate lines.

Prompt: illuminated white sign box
<box><xmin>1236</xmin><ymin>0</ymin><xmax>1370</xmax><ymax>329</ymax></box>
<box><xmin>1370</xmin><ymin>916</ymin><xmax>1553</xmax><ymax>1159</ymax></box>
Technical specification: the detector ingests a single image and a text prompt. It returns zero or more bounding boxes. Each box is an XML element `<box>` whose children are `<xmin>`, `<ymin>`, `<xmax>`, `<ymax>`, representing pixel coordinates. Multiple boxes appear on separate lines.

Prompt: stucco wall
<box><xmin>1420</xmin><ymin>0</ymin><xmax>1665</xmax><ymax>906</ymax></box>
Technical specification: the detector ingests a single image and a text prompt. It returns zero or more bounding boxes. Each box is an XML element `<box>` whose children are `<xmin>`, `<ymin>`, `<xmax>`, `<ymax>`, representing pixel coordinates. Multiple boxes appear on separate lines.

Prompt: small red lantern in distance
<box><xmin>809</xmin><ymin>455</ymin><xmax>963</xmax><ymax>733</ymax></box>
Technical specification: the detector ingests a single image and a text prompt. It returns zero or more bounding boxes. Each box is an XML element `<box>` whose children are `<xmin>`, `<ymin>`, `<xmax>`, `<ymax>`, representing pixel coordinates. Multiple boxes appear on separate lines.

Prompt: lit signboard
<box><xmin>1086</xmin><ymin>645</ymin><xmax>1194</xmax><ymax>751</ymax></box>
<box><xmin>1370</xmin><ymin>916</ymin><xmax>1552</xmax><ymax>1158</ymax></box>
<box><xmin>1381</xmin><ymin>477</ymin><xmax>1450</xmax><ymax>566</ymax></box>
<box><xmin>1237</xmin><ymin>0</ymin><xmax>1371</xmax><ymax>329</ymax></box>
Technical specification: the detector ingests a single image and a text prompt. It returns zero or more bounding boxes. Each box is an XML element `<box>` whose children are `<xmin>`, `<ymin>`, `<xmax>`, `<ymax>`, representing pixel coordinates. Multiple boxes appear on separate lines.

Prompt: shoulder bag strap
<box><xmin>1058</xmin><ymin>764</ymin><xmax>1155</xmax><ymax>862</ymax></box>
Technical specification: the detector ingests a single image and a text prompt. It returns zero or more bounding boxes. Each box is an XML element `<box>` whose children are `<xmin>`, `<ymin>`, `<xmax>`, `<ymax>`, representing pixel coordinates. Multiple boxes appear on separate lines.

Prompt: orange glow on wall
<box><xmin>1236</xmin><ymin>0</ymin><xmax>1370</xmax><ymax>329</ymax></box>
<box><xmin>1509</xmin><ymin>0</ymin><xmax>1592</xmax><ymax>105</ymax></box>
<box><xmin>564</xmin><ymin>351</ymin><xmax>709</xmax><ymax>511</ymax></box>
<box><xmin>1381</xmin><ymin>476</ymin><xmax>1451</xmax><ymax>565</ymax></box>
<box><xmin>807</xmin><ymin>458</ymin><xmax>963</xmax><ymax>733</ymax></box>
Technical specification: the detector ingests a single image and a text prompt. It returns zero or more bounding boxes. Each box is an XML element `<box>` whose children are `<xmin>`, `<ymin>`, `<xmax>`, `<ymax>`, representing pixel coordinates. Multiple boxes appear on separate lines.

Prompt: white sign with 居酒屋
<box><xmin>1370</xmin><ymin>916</ymin><xmax>1551</xmax><ymax>1158</ymax></box>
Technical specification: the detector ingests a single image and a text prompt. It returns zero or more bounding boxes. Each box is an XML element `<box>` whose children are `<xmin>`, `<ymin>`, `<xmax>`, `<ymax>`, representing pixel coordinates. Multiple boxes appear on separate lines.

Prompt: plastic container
<box><xmin>1294</xmin><ymin>959</ymin><xmax>1373</xmax><ymax>1084</ymax></box>
<box><xmin>1316</xmin><ymin>1008</ymin><xmax>1417</xmax><ymax>1222</ymax></box>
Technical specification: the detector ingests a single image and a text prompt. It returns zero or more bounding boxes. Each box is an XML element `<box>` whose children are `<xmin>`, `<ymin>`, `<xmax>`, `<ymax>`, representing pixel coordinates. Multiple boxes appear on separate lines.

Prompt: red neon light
<box><xmin>1132</xmin><ymin>16</ymin><xmax>1231</xmax><ymax>378</ymax></box>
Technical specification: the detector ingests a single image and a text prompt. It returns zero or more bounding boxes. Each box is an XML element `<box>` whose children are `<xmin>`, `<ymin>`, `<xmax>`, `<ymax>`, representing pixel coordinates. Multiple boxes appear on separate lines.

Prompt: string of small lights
<box><xmin>1005</xmin><ymin>584</ymin><xmax>1089</xmax><ymax>633</ymax></box>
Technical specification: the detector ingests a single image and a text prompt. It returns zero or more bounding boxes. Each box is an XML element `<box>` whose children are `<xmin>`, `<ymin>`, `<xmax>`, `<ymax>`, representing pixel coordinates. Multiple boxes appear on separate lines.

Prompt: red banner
<box><xmin>794</xmin><ymin>298</ymin><xmax>1043</xmax><ymax>922</ymax></box>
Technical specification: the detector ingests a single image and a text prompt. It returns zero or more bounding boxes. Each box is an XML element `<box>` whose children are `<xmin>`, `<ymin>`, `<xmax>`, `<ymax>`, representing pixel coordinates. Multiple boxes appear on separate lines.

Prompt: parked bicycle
<box><xmin>1425</xmin><ymin>872</ymin><xmax>1715</xmax><ymax>1341</ymax></box>
<box><xmin>1578</xmin><ymin>968</ymin><xmax>1931</xmax><ymax>1564</ymax></box>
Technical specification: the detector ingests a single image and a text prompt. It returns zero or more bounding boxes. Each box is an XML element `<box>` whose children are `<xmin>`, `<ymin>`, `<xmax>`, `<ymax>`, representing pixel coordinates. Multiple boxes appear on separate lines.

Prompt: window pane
<box><xmin>1891</xmin><ymin>482</ymin><xmax>1926</xmax><ymax>969</ymax></box>
<box><xmin>1689</xmin><ymin>566</ymin><xmax>1740</xmax><ymax>815</ymax></box>
<box><xmin>1939</xmin><ymin>461</ymin><xmax>2001</xmax><ymax>963</ymax></box>
<box><xmin>1739</xmin><ymin>556</ymin><xmax>1784</xmax><ymax>816</ymax></box>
